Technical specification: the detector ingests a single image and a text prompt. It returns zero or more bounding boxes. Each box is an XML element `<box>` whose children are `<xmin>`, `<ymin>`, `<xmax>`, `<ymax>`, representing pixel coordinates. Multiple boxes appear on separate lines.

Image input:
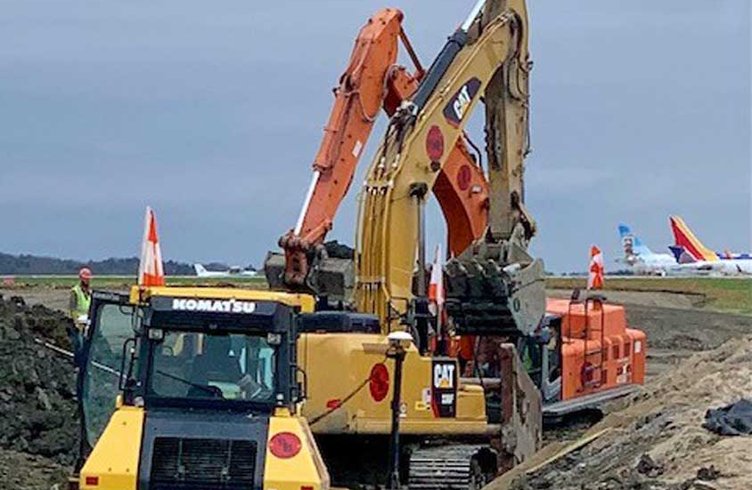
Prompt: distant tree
<box><xmin>0</xmin><ymin>253</ymin><xmax>196</xmax><ymax>275</ymax></box>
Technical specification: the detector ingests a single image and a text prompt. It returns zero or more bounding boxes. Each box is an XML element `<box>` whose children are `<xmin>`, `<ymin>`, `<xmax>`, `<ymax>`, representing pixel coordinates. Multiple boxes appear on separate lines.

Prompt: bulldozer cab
<box><xmin>76</xmin><ymin>288</ymin><xmax>302</xmax><ymax>468</ymax></box>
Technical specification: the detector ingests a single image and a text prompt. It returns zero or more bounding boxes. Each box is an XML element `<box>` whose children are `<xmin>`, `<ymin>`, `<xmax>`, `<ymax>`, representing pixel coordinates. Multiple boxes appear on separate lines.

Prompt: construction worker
<box><xmin>69</xmin><ymin>267</ymin><xmax>92</xmax><ymax>367</ymax></box>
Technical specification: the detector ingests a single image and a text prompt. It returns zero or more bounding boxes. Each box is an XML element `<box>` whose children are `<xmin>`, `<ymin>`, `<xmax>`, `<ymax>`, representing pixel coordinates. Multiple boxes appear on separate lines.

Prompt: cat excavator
<box><xmin>266</xmin><ymin>1</ymin><xmax>548</xmax><ymax>487</ymax></box>
<box><xmin>267</xmin><ymin>0</ymin><xmax>647</xmax><ymax>486</ymax></box>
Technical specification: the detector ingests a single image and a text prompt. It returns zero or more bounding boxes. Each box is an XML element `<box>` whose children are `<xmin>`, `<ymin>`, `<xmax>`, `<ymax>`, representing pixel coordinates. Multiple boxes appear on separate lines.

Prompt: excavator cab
<box><xmin>72</xmin><ymin>287</ymin><xmax>330</xmax><ymax>490</ymax></box>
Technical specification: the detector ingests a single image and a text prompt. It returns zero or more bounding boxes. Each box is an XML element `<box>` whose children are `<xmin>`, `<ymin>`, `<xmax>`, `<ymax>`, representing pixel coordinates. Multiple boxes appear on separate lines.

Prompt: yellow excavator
<box><xmin>273</xmin><ymin>0</ymin><xmax>546</xmax><ymax>488</ymax></box>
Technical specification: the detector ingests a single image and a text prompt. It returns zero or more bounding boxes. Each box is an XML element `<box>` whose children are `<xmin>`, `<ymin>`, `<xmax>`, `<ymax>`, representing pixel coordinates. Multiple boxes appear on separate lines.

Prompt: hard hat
<box><xmin>79</xmin><ymin>268</ymin><xmax>92</xmax><ymax>280</ymax></box>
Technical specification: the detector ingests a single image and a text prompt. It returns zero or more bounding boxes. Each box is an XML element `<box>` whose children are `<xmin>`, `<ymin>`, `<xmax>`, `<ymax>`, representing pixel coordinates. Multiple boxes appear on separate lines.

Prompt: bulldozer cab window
<box><xmin>148</xmin><ymin>330</ymin><xmax>276</xmax><ymax>403</ymax></box>
<box><xmin>81</xmin><ymin>300</ymin><xmax>135</xmax><ymax>450</ymax></box>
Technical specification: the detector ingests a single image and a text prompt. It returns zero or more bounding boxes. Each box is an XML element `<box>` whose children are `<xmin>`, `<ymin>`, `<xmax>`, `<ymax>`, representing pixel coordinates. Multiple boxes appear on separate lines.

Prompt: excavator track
<box><xmin>408</xmin><ymin>444</ymin><xmax>494</xmax><ymax>490</ymax></box>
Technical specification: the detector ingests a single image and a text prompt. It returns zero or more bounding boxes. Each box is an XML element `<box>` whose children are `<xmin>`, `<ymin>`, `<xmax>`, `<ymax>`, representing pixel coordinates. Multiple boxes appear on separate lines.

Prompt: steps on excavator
<box><xmin>543</xmin><ymin>384</ymin><xmax>638</xmax><ymax>425</ymax></box>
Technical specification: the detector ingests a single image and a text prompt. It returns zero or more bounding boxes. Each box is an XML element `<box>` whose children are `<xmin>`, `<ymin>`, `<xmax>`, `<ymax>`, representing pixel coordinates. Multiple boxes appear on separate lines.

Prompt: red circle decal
<box><xmin>269</xmin><ymin>432</ymin><xmax>302</xmax><ymax>459</ymax></box>
<box><xmin>426</xmin><ymin>125</ymin><xmax>445</xmax><ymax>162</ymax></box>
<box><xmin>369</xmin><ymin>363</ymin><xmax>390</xmax><ymax>402</ymax></box>
<box><xmin>457</xmin><ymin>164</ymin><xmax>472</xmax><ymax>191</ymax></box>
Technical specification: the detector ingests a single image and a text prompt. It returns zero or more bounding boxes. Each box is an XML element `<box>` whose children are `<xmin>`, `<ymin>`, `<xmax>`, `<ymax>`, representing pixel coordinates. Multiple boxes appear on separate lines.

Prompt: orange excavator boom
<box><xmin>279</xmin><ymin>8</ymin><xmax>422</xmax><ymax>288</ymax></box>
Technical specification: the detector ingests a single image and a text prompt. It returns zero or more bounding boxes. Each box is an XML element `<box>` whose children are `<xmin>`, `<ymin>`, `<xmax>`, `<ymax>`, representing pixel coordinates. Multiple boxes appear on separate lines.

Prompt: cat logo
<box><xmin>443</xmin><ymin>77</ymin><xmax>482</xmax><ymax>128</ymax></box>
<box><xmin>452</xmin><ymin>86</ymin><xmax>472</xmax><ymax>121</ymax></box>
<box><xmin>431</xmin><ymin>359</ymin><xmax>458</xmax><ymax>418</ymax></box>
<box><xmin>434</xmin><ymin>363</ymin><xmax>456</xmax><ymax>389</ymax></box>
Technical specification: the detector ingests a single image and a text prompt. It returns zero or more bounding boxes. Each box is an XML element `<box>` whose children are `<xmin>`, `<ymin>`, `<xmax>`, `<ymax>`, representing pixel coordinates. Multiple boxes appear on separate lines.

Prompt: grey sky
<box><xmin>0</xmin><ymin>1</ymin><xmax>749</xmax><ymax>272</ymax></box>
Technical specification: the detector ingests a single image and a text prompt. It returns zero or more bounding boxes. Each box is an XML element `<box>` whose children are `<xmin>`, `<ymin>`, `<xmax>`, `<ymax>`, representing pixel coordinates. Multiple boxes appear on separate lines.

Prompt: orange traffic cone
<box><xmin>138</xmin><ymin>206</ymin><xmax>166</xmax><ymax>287</ymax></box>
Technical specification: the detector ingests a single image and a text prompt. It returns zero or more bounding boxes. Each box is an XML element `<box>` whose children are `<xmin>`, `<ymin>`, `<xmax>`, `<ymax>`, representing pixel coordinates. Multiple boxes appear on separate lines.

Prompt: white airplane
<box><xmin>669</xmin><ymin>246</ymin><xmax>752</xmax><ymax>276</ymax></box>
<box><xmin>618</xmin><ymin>224</ymin><xmax>677</xmax><ymax>275</ymax></box>
<box><xmin>194</xmin><ymin>263</ymin><xmax>258</xmax><ymax>278</ymax></box>
<box><xmin>618</xmin><ymin>223</ymin><xmax>752</xmax><ymax>277</ymax></box>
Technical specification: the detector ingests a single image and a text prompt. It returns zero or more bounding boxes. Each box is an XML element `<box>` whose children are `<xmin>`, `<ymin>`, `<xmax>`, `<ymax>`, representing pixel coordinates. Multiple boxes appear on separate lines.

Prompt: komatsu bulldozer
<box><xmin>71</xmin><ymin>287</ymin><xmax>330</xmax><ymax>490</ymax></box>
<box><xmin>72</xmin><ymin>285</ymin><xmax>541</xmax><ymax>490</ymax></box>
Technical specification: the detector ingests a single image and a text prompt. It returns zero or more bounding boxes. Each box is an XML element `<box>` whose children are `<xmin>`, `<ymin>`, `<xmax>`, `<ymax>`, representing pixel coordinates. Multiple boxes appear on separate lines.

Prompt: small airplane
<box><xmin>617</xmin><ymin>224</ymin><xmax>677</xmax><ymax>275</ymax></box>
<box><xmin>194</xmin><ymin>263</ymin><xmax>258</xmax><ymax>278</ymax></box>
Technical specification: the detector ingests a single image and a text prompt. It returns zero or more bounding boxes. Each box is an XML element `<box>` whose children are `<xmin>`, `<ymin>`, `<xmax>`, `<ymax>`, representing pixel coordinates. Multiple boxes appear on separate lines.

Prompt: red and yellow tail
<box><xmin>669</xmin><ymin>216</ymin><xmax>718</xmax><ymax>262</ymax></box>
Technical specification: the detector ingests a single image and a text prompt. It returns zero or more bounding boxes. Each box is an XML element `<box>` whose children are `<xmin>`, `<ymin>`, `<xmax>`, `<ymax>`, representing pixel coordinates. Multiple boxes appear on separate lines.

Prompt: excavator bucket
<box><xmin>444</xmin><ymin>256</ymin><xmax>545</xmax><ymax>338</ymax></box>
<box><xmin>264</xmin><ymin>251</ymin><xmax>354</xmax><ymax>303</ymax></box>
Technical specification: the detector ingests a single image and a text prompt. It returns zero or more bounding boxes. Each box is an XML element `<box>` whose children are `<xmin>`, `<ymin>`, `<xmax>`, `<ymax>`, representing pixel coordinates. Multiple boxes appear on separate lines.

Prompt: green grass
<box><xmin>5</xmin><ymin>275</ymin><xmax>750</xmax><ymax>315</ymax></box>
<box><xmin>546</xmin><ymin>277</ymin><xmax>752</xmax><ymax>315</ymax></box>
<box><xmin>1</xmin><ymin>275</ymin><xmax>268</xmax><ymax>290</ymax></box>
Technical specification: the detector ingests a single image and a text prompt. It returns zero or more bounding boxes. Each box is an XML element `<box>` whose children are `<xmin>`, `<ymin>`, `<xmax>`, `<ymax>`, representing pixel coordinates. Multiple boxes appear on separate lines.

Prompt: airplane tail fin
<box><xmin>194</xmin><ymin>264</ymin><xmax>208</xmax><ymax>276</ymax></box>
<box><xmin>669</xmin><ymin>216</ymin><xmax>718</xmax><ymax>262</ymax></box>
<box><xmin>618</xmin><ymin>223</ymin><xmax>653</xmax><ymax>258</ymax></box>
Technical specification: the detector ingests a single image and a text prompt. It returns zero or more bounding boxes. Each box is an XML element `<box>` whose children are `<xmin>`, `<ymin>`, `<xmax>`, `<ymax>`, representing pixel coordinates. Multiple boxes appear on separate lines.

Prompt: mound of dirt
<box><xmin>508</xmin><ymin>335</ymin><xmax>752</xmax><ymax>490</ymax></box>
<box><xmin>0</xmin><ymin>296</ymin><xmax>78</xmax><ymax>466</ymax></box>
<box><xmin>0</xmin><ymin>450</ymin><xmax>68</xmax><ymax>490</ymax></box>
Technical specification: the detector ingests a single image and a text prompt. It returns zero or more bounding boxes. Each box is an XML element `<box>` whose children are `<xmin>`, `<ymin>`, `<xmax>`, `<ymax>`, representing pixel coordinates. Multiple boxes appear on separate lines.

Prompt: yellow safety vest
<box><xmin>71</xmin><ymin>284</ymin><xmax>91</xmax><ymax>319</ymax></box>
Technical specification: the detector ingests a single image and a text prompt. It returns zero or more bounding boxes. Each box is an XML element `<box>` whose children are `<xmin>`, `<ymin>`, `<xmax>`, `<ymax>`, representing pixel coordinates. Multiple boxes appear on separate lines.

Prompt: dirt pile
<box><xmin>508</xmin><ymin>335</ymin><xmax>752</xmax><ymax>490</ymax></box>
<box><xmin>0</xmin><ymin>450</ymin><xmax>68</xmax><ymax>490</ymax></box>
<box><xmin>0</xmin><ymin>295</ymin><xmax>78</xmax><ymax>467</ymax></box>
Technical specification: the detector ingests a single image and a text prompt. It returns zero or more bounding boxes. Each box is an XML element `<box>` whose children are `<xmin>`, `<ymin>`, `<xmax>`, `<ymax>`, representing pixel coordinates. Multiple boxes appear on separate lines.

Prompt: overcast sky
<box><xmin>0</xmin><ymin>1</ymin><xmax>749</xmax><ymax>272</ymax></box>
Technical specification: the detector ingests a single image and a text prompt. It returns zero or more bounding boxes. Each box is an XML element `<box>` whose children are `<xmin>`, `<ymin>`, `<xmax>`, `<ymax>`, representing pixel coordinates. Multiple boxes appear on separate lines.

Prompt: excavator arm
<box><xmin>354</xmin><ymin>0</ymin><xmax>545</xmax><ymax>336</ymax></box>
<box><xmin>268</xmin><ymin>8</ymin><xmax>492</xmax><ymax>297</ymax></box>
<box><xmin>276</xmin><ymin>8</ymin><xmax>422</xmax><ymax>289</ymax></box>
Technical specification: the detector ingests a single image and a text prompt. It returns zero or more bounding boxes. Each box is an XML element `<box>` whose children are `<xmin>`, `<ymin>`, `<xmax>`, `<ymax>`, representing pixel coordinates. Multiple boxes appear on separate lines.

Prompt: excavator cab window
<box><xmin>518</xmin><ymin>315</ymin><xmax>563</xmax><ymax>404</ymax></box>
<box><xmin>77</xmin><ymin>291</ymin><xmax>136</xmax><ymax>465</ymax></box>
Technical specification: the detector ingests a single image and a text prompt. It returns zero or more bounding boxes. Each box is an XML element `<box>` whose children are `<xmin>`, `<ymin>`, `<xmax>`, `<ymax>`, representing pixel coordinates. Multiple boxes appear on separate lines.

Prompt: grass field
<box><xmin>4</xmin><ymin>275</ymin><xmax>750</xmax><ymax>315</ymax></box>
<box><xmin>547</xmin><ymin>277</ymin><xmax>752</xmax><ymax>315</ymax></box>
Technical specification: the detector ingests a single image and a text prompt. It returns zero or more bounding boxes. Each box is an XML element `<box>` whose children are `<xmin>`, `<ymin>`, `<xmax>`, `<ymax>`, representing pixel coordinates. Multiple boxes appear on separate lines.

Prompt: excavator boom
<box><xmin>277</xmin><ymin>8</ymin><xmax>422</xmax><ymax>290</ymax></box>
<box><xmin>268</xmin><ymin>8</ymin><xmax>493</xmax><ymax>297</ymax></box>
<box><xmin>355</xmin><ymin>0</ymin><xmax>545</xmax><ymax>336</ymax></box>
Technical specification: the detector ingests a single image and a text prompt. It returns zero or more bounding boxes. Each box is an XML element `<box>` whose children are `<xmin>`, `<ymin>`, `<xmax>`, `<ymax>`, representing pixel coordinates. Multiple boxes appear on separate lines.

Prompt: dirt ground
<box><xmin>502</xmin><ymin>336</ymin><xmax>752</xmax><ymax>490</ymax></box>
<box><xmin>496</xmin><ymin>289</ymin><xmax>752</xmax><ymax>490</ymax></box>
<box><xmin>0</xmin><ymin>450</ymin><xmax>68</xmax><ymax>490</ymax></box>
<box><xmin>0</xmin><ymin>289</ymin><xmax>71</xmax><ymax>314</ymax></box>
<box><xmin>1</xmin><ymin>286</ymin><xmax>750</xmax><ymax>489</ymax></box>
<box><xmin>0</xmin><ymin>293</ymin><xmax>78</xmax><ymax>490</ymax></box>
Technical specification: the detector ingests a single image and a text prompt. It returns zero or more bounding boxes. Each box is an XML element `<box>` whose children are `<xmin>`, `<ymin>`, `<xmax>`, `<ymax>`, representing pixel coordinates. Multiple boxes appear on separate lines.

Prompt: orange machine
<box><xmin>536</xmin><ymin>295</ymin><xmax>646</xmax><ymax>421</ymax></box>
<box><xmin>276</xmin><ymin>8</ymin><xmax>489</xmax><ymax>291</ymax></box>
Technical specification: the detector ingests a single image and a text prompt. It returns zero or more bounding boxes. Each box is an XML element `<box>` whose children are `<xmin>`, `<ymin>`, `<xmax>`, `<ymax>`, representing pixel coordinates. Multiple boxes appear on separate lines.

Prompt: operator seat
<box><xmin>190</xmin><ymin>336</ymin><xmax>242</xmax><ymax>387</ymax></box>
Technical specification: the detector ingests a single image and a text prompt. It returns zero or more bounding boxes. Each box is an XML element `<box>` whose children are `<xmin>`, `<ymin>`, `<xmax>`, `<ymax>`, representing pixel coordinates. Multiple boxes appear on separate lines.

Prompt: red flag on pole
<box><xmin>138</xmin><ymin>206</ymin><xmax>165</xmax><ymax>287</ymax></box>
<box><xmin>587</xmin><ymin>245</ymin><xmax>604</xmax><ymax>290</ymax></box>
